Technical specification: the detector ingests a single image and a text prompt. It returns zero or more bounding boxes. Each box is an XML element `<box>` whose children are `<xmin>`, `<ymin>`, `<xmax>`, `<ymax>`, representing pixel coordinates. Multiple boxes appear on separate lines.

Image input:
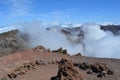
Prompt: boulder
<box><xmin>79</xmin><ymin>62</ymin><xmax>90</xmax><ymax>70</ymax></box>
<box><xmin>107</xmin><ymin>69</ymin><xmax>114</xmax><ymax>75</ymax></box>
<box><xmin>91</xmin><ymin>62</ymin><xmax>107</xmax><ymax>73</ymax></box>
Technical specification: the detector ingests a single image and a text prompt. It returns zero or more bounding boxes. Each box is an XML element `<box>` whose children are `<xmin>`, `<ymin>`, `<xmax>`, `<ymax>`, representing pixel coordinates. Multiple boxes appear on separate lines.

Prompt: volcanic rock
<box><xmin>79</xmin><ymin>62</ymin><xmax>90</xmax><ymax>70</ymax></box>
<box><xmin>52</xmin><ymin>47</ymin><xmax>68</xmax><ymax>55</ymax></box>
<box><xmin>7</xmin><ymin>73</ymin><xmax>17</xmax><ymax>79</ymax></box>
<box><xmin>91</xmin><ymin>62</ymin><xmax>107</xmax><ymax>73</ymax></box>
<box><xmin>100</xmin><ymin>25</ymin><xmax>120</xmax><ymax>35</ymax></box>
<box><xmin>73</xmin><ymin>62</ymin><xmax>80</xmax><ymax>67</ymax></box>
<box><xmin>107</xmin><ymin>69</ymin><xmax>114</xmax><ymax>75</ymax></box>
<box><xmin>51</xmin><ymin>58</ymin><xmax>84</xmax><ymax>80</ymax></box>
<box><xmin>33</xmin><ymin>46</ymin><xmax>46</xmax><ymax>52</ymax></box>
<box><xmin>74</xmin><ymin>52</ymin><xmax>82</xmax><ymax>56</ymax></box>
<box><xmin>97</xmin><ymin>71</ymin><xmax>107</xmax><ymax>78</ymax></box>
<box><xmin>36</xmin><ymin>60</ymin><xmax>46</xmax><ymax>65</ymax></box>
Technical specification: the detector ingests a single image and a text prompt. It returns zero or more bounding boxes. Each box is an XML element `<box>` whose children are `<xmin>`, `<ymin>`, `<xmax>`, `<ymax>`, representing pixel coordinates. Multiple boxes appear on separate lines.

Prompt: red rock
<box><xmin>51</xmin><ymin>58</ymin><xmax>84</xmax><ymax>80</ymax></box>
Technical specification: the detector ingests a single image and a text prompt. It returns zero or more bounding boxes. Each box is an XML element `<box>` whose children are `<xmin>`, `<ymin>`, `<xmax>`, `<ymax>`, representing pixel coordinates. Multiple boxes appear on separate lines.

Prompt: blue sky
<box><xmin>0</xmin><ymin>0</ymin><xmax>120</xmax><ymax>26</ymax></box>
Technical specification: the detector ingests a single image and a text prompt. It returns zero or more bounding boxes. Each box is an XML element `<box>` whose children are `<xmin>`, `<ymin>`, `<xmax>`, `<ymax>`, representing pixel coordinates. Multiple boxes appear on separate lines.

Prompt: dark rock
<box><xmin>73</xmin><ymin>62</ymin><xmax>80</xmax><ymax>67</ymax></box>
<box><xmin>7</xmin><ymin>73</ymin><xmax>17</xmax><ymax>79</ymax></box>
<box><xmin>79</xmin><ymin>62</ymin><xmax>90</xmax><ymax>70</ymax></box>
<box><xmin>97</xmin><ymin>73</ymin><xmax>103</xmax><ymax>78</ymax></box>
<box><xmin>107</xmin><ymin>69</ymin><xmax>114</xmax><ymax>75</ymax></box>
<box><xmin>97</xmin><ymin>71</ymin><xmax>107</xmax><ymax>78</ymax></box>
<box><xmin>100</xmin><ymin>25</ymin><xmax>120</xmax><ymax>35</ymax></box>
<box><xmin>74</xmin><ymin>53</ymin><xmax>82</xmax><ymax>56</ymax></box>
<box><xmin>36</xmin><ymin>60</ymin><xmax>46</xmax><ymax>65</ymax></box>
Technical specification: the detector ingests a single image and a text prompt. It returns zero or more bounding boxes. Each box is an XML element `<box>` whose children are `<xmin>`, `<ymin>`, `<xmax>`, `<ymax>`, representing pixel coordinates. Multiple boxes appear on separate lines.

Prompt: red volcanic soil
<box><xmin>0</xmin><ymin>47</ymin><xmax>120</xmax><ymax>80</ymax></box>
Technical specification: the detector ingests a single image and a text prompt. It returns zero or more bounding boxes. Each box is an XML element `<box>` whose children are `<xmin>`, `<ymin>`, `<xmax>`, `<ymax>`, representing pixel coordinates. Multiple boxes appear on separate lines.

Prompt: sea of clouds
<box><xmin>0</xmin><ymin>21</ymin><xmax>120</xmax><ymax>59</ymax></box>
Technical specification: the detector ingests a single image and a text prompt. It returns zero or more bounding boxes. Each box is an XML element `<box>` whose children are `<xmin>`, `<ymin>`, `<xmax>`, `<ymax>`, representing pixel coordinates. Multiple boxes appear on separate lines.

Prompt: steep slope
<box><xmin>0</xmin><ymin>30</ymin><xmax>28</xmax><ymax>56</ymax></box>
<box><xmin>101</xmin><ymin>25</ymin><xmax>120</xmax><ymax>35</ymax></box>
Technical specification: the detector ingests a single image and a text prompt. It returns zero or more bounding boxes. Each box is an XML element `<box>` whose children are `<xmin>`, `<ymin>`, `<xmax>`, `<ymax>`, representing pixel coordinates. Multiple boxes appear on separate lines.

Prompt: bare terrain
<box><xmin>0</xmin><ymin>46</ymin><xmax>120</xmax><ymax>80</ymax></box>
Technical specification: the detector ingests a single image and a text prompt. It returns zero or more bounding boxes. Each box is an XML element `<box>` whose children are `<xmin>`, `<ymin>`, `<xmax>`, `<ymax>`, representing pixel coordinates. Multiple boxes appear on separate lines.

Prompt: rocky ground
<box><xmin>0</xmin><ymin>46</ymin><xmax>120</xmax><ymax>80</ymax></box>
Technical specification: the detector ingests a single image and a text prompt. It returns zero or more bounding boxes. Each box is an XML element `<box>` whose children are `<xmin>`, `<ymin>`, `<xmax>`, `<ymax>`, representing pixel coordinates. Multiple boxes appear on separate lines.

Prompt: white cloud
<box><xmin>0</xmin><ymin>26</ymin><xmax>16</xmax><ymax>33</ymax></box>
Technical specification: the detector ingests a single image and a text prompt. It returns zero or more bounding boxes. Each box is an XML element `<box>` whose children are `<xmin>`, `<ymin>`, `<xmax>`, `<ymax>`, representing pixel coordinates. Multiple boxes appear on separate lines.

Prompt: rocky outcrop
<box><xmin>52</xmin><ymin>47</ymin><xmax>68</xmax><ymax>55</ymax></box>
<box><xmin>51</xmin><ymin>58</ymin><xmax>84</xmax><ymax>80</ymax></box>
<box><xmin>33</xmin><ymin>45</ymin><xmax>50</xmax><ymax>53</ymax></box>
<box><xmin>0</xmin><ymin>30</ymin><xmax>28</xmax><ymax>56</ymax></box>
<box><xmin>100</xmin><ymin>25</ymin><xmax>120</xmax><ymax>35</ymax></box>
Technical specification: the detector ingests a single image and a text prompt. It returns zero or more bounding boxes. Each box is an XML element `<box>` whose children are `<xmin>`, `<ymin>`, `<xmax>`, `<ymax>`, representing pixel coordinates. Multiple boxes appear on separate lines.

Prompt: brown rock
<box><xmin>74</xmin><ymin>52</ymin><xmax>82</xmax><ymax>56</ymax></box>
<box><xmin>91</xmin><ymin>62</ymin><xmax>107</xmax><ymax>73</ymax></box>
<box><xmin>73</xmin><ymin>62</ymin><xmax>80</xmax><ymax>67</ymax></box>
<box><xmin>51</xmin><ymin>58</ymin><xmax>84</xmax><ymax>80</ymax></box>
<box><xmin>15</xmin><ymin>66</ymin><xmax>28</xmax><ymax>75</ymax></box>
<box><xmin>33</xmin><ymin>46</ymin><xmax>46</xmax><ymax>52</ymax></box>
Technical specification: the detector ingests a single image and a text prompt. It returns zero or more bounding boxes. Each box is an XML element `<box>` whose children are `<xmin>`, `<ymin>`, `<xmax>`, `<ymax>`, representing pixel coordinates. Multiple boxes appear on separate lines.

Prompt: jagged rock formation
<box><xmin>0</xmin><ymin>30</ymin><xmax>28</xmax><ymax>56</ymax></box>
<box><xmin>51</xmin><ymin>58</ymin><xmax>84</xmax><ymax>80</ymax></box>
